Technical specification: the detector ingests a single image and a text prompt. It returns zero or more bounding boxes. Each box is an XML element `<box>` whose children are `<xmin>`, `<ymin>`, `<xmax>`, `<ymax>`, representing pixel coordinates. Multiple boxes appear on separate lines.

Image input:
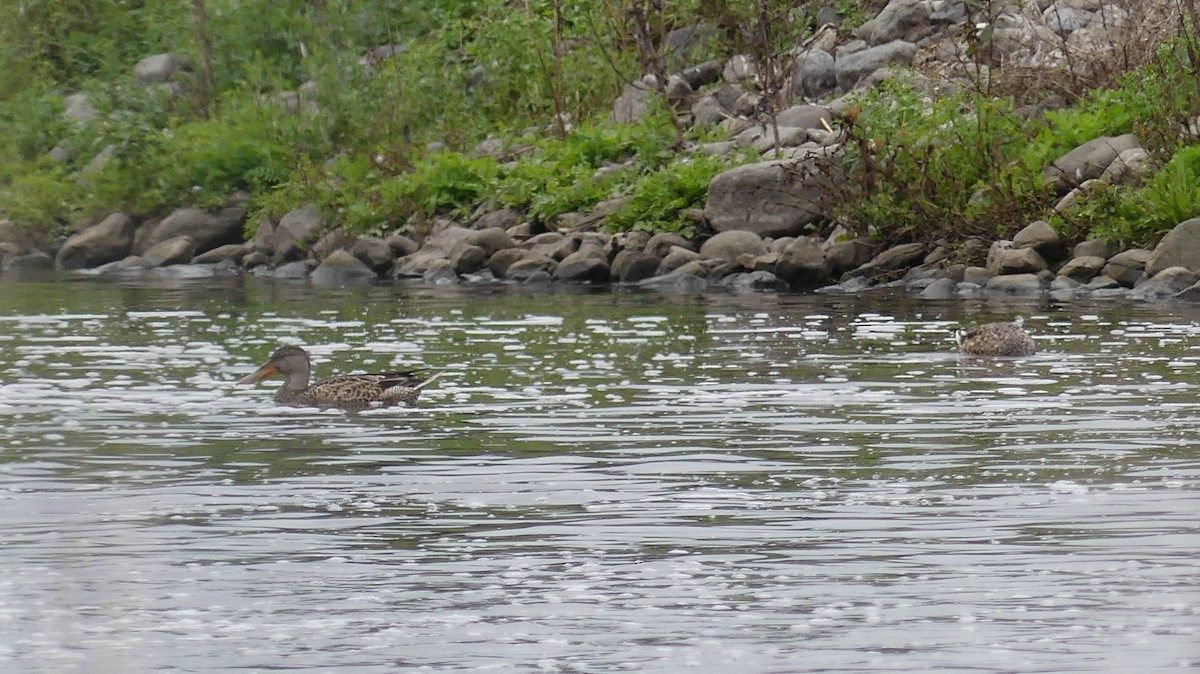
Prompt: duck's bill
<box><xmin>238</xmin><ymin>363</ymin><xmax>279</xmax><ymax>385</ymax></box>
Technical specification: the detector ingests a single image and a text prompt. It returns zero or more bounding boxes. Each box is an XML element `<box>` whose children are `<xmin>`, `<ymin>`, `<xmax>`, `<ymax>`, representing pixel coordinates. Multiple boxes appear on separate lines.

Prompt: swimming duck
<box><xmin>237</xmin><ymin>345</ymin><xmax>438</xmax><ymax>409</ymax></box>
<box><xmin>955</xmin><ymin>319</ymin><xmax>1036</xmax><ymax>357</ymax></box>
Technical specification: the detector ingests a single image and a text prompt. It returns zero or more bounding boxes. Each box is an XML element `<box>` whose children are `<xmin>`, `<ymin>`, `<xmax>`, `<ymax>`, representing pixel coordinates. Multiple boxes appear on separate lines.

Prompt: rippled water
<box><xmin>1</xmin><ymin>278</ymin><xmax>1197</xmax><ymax>672</ymax></box>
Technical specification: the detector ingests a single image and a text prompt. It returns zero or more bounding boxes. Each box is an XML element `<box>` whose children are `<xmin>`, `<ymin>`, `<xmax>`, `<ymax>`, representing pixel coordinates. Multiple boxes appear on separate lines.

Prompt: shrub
<box><xmin>608</xmin><ymin>153</ymin><xmax>744</xmax><ymax>236</ymax></box>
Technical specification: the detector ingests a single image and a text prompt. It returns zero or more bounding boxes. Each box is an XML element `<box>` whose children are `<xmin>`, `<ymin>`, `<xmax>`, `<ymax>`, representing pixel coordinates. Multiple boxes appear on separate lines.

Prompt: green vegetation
<box><xmin>0</xmin><ymin>0</ymin><xmax>1197</xmax><ymax>251</ymax></box>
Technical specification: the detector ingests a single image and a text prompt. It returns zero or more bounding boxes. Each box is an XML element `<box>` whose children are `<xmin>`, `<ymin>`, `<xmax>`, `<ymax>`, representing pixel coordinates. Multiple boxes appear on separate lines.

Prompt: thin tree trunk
<box><xmin>191</xmin><ymin>0</ymin><xmax>215</xmax><ymax>118</ymax></box>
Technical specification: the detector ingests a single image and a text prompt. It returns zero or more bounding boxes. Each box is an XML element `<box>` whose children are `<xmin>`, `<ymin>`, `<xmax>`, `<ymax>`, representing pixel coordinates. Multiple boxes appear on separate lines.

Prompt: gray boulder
<box><xmin>692</xmin><ymin>93</ymin><xmax>730</xmax><ymax>126</ymax></box>
<box><xmin>1145</xmin><ymin>217</ymin><xmax>1200</xmax><ymax>277</ymax></box>
<box><xmin>251</xmin><ymin>220</ymin><xmax>275</xmax><ymax>255</ymax></box>
<box><xmin>995</xmin><ymin>247</ymin><xmax>1049</xmax><ymax>274</ymax></box>
<box><xmin>704</xmin><ymin>156</ymin><xmax>841</xmax><ymax>237</ymax></box>
<box><xmin>793</xmin><ymin>49</ymin><xmax>836</xmax><ymax>99</ymax></box>
<box><xmin>143</xmin><ymin>206</ymin><xmax>243</xmax><ymax>255</ymax></box>
<box><xmin>2</xmin><ymin>252</ymin><xmax>54</xmax><ymax>274</ymax></box>
<box><xmin>1130</xmin><ymin>266</ymin><xmax>1198</xmax><ymax>300</ymax></box>
<box><xmin>134</xmin><ymin>53</ymin><xmax>190</xmax><ymax>85</ymax></box>
<box><xmin>919</xmin><ymin>277</ymin><xmax>958</xmax><ymax>299</ymax></box>
<box><xmin>645</xmin><ymin>232</ymin><xmax>694</xmax><ymax>257</ymax></box>
<box><xmin>423</xmin><ymin>259</ymin><xmax>459</xmax><ymax>285</ymax></box>
<box><xmin>700</xmin><ymin>230</ymin><xmax>767</xmax><ymax>260</ymax></box>
<box><xmin>775</xmin><ymin>104</ymin><xmax>833</xmax><ymax>131</ymax></box>
<box><xmin>638</xmin><ymin>269</ymin><xmax>709</xmax><ymax>293</ymax></box>
<box><xmin>1100</xmin><ymin>148</ymin><xmax>1152</xmax><ymax>185</ymax></box>
<box><xmin>554</xmin><ymin>249</ymin><xmax>610</xmax><ymax>283</ymax></box>
<box><xmin>63</xmin><ymin>94</ymin><xmax>98</xmax><ymax>125</ymax></box>
<box><xmin>192</xmin><ymin>243</ymin><xmax>252</xmax><ymax>264</ymax></box>
<box><xmin>506</xmin><ymin>255</ymin><xmax>556</xmax><ymax>282</ymax></box>
<box><xmin>1073</xmin><ymin>238</ymin><xmax>1112</xmax><ymax>259</ymax></box>
<box><xmin>450</xmin><ymin>243</ymin><xmax>488</xmax><ymax>274</ymax></box>
<box><xmin>724</xmin><ymin>270</ymin><xmax>783</xmax><ymax>291</ymax></box>
<box><xmin>486</xmin><ymin>248</ymin><xmax>527</xmax><ymax>277</ymax></box>
<box><xmin>775</xmin><ymin>236</ymin><xmax>831</xmax><ymax>286</ymax></box>
<box><xmin>143</xmin><ymin>235</ymin><xmax>196</xmax><ymax>267</ymax></box>
<box><xmin>677</xmin><ymin>60</ymin><xmax>723</xmax><ymax>90</ymax></box>
<box><xmin>835</xmin><ymin>40</ymin><xmax>917</xmax><ymax>91</ymax></box>
<box><xmin>56</xmin><ymin>213</ymin><xmax>135</xmax><ymax>270</ymax></box>
<box><xmin>473</xmin><ymin>208</ymin><xmax>522</xmax><ymax>231</ymax></box>
<box><xmin>867</xmin><ymin>0</ymin><xmax>932</xmax><ymax>44</ymax></box>
<box><xmin>848</xmin><ymin>242</ymin><xmax>925</xmax><ymax>278</ymax></box>
<box><xmin>350</xmin><ymin>236</ymin><xmax>394</xmax><ymax>271</ymax></box>
<box><xmin>1046</xmin><ymin>134</ymin><xmax>1141</xmax><ymax>193</ymax></box>
<box><xmin>985</xmin><ymin>273</ymin><xmax>1044</xmax><ymax>295</ymax></box>
<box><xmin>1101</xmin><ymin>248</ymin><xmax>1152</xmax><ymax>286</ymax></box>
<box><xmin>468</xmin><ymin>227</ymin><xmax>517</xmax><ymax>255</ymax></box>
<box><xmin>1057</xmin><ymin>255</ymin><xmax>1106</xmax><ymax>282</ymax></box>
<box><xmin>311</xmin><ymin>249</ymin><xmax>377</xmax><ymax>286</ymax></box>
<box><xmin>616</xmin><ymin>253</ymin><xmax>662</xmax><ymax>283</ymax></box>
<box><xmin>386</xmin><ymin>233</ymin><xmax>420</xmax><ymax>257</ymax></box>
<box><xmin>393</xmin><ymin>250</ymin><xmax>451</xmax><ymax>278</ymax></box>
<box><xmin>1012</xmin><ymin>219</ymin><xmax>1064</xmax><ymax>262</ymax></box>
<box><xmin>273</xmin><ymin>205</ymin><xmax>324</xmax><ymax>263</ymax></box>
<box><xmin>658</xmin><ymin>246</ymin><xmax>702</xmax><ymax>274</ymax></box>
<box><xmin>272</xmin><ymin>260</ymin><xmax>314</xmax><ymax>279</ymax></box>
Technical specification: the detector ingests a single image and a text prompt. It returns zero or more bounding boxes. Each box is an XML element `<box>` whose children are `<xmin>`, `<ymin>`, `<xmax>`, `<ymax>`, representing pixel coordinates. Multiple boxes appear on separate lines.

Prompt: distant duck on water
<box><xmin>237</xmin><ymin>345</ymin><xmax>439</xmax><ymax>409</ymax></box>
<box><xmin>955</xmin><ymin>318</ymin><xmax>1036</xmax><ymax>357</ymax></box>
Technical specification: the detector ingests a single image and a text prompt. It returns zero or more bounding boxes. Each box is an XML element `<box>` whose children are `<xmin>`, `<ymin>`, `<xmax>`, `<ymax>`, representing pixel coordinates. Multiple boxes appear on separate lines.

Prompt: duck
<box><xmin>237</xmin><ymin>345</ymin><xmax>439</xmax><ymax>409</ymax></box>
<box><xmin>955</xmin><ymin>319</ymin><xmax>1036</xmax><ymax>357</ymax></box>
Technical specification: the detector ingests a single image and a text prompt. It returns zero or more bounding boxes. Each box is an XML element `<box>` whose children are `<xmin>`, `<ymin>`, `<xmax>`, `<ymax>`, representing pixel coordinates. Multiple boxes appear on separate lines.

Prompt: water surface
<box><xmin>1</xmin><ymin>278</ymin><xmax>1197</xmax><ymax>672</ymax></box>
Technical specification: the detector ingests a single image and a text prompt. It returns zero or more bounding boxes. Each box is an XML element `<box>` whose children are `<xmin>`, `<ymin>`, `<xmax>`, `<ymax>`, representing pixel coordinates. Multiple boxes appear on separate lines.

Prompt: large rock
<box><xmin>1130</xmin><ymin>266</ymin><xmax>1198</xmax><ymax>300</ymax></box>
<box><xmin>63</xmin><ymin>94</ymin><xmax>98</xmax><ymax>125</ymax></box>
<box><xmin>775</xmin><ymin>236</ymin><xmax>831</xmax><ymax>286</ymax></box>
<box><xmin>985</xmin><ymin>273</ymin><xmax>1045</xmax><ymax>295</ymax></box>
<box><xmin>1145</xmin><ymin>217</ymin><xmax>1200</xmax><ymax>277</ymax></box>
<box><xmin>775</xmin><ymin>104</ymin><xmax>833</xmax><ymax>130</ymax></box>
<box><xmin>273</xmin><ymin>205</ymin><xmax>324</xmax><ymax>263</ymax></box>
<box><xmin>645</xmin><ymin>232</ymin><xmax>694</xmax><ymax>257</ymax></box>
<box><xmin>192</xmin><ymin>243</ymin><xmax>252</xmax><ymax>264</ymax></box>
<box><xmin>704</xmin><ymin>156</ymin><xmax>841</xmax><ymax>237</ymax></box>
<box><xmin>1101</xmin><ymin>248</ymin><xmax>1151</xmax><ymax>286</ymax></box>
<box><xmin>847</xmin><ymin>242</ymin><xmax>925</xmax><ymax>278</ymax></box>
<box><xmin>793</xmin><ymin>49</ymin><xmax>836</xmax><ymax>99</ymax></box>
<box><xmin>134</xmin><ymin>53</ymin><xmax>190</xmax><ymax>85</ymax></box>
<box><xmin>1073</xmin><ymin>238</ymin><xmax>1112</xmax><ymax>259</ymax></box>
<box><xmin>56</xmin><ymin>213</ymin><xmax>135</xmax><ymax>270</ymax></box>
<box><xmin>1046</xmin><ymin>134</ymin><xmax>1141</xmax><ymax>194</ymax></box>
<box><xmin>835</xmin><ymin>40</ymin><xmax>917</xmax><ymax>91</ymax></box>
<box><xmin>142</xmin><ymin>235</ymin><xmax>196</xmax><ymax>267</ymax></box>
<box><xmin>310</xmin><ymin>249</ymin><xmax>377</xmax><ymax>286</ymax></box>
<box><xmin>1012</xmin><ymin>219</ymin><xmax>1064</xmax><ymax>262</ymax></box>
<box><xmin>994</xmin><ymin>247</ymin><xmax>1048</xmax><ymax>274</ymax></box>
<box><xmin>699</xmin><ymin>230</ymin><xmax>767</xmax><ymax>260</ymax></box>
<box><xmin>554</xmin><ymin>249</ymin><xmax>610</xmax><ymax>283</ymax></box>
<box><xmin>450</xmin><ymin>243</ymin><xmax>488</xmax><ymax>274</ymax></box>
<box><xmin>1057</xmin><ymin>255</ymin><xmax>1106</xmax><ymax>282</ymax></box>
<box><xmin>142</xmin><ymin>206</ymin><xmax>243</xmax><ymax>255</ymax></box>
<box><xmin>614</xmin><ymin>252</ymin><xmax>662</xmax><ymax>283</ymax></box>
<box><xmin>866</xmin><ymin>0</ymin><xmax>932</xmax><ymax>44</ymax></box>
<box><xmin>350</xmin><ymin>236</ymin><xmax>394</xmax><ymax>271</ymax></box>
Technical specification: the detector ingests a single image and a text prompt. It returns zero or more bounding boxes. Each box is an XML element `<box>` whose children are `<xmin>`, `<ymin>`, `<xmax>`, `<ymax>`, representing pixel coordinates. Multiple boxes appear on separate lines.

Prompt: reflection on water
<box><xmin>1</xmin><ymin>278</ymin><xmax>1198</xmax><ymax>672</ymax></box>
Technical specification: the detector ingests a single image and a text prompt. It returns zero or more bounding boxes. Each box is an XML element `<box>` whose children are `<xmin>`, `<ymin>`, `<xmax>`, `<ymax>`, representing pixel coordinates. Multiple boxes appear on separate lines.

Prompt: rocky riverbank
<box><xmin>1</xmin><ymin>0</ymin><xmax>1197</xmax><ymax>301</ymax></box>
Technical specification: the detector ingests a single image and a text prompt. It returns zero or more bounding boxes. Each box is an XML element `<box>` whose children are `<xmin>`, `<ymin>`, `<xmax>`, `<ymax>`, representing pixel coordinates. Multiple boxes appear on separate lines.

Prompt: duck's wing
<box><xmin>303</xmin><ymin>371</ymin><xmax>431</xmax><ymax>407</ymax></box>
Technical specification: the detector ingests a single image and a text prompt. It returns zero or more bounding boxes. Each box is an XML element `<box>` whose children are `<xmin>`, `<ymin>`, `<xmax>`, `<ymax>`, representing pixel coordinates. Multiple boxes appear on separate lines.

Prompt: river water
<box><xmin>0</xmin><ymin>277</ymin><xmax>1197</xmax><ymax>672</ymax></box>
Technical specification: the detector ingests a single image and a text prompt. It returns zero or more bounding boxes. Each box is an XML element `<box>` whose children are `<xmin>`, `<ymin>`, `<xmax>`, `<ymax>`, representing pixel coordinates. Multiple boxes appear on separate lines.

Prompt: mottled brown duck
<box><xmin>955</xmin><ymin>320</ymin><xmax>1036</xmax><ymax>357</ymax></box>
<box><xmin>238</xmin><ymin>345</ymin><xmax>438</xmax><ymax>409</ymax></box>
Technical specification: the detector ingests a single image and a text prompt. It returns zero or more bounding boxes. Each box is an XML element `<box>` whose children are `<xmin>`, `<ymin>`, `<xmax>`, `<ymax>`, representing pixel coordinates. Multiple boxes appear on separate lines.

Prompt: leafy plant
<box><xmin>608</xmin><ymin>152</ymin><xmax>742</xmax><ymax>236</ymax></box>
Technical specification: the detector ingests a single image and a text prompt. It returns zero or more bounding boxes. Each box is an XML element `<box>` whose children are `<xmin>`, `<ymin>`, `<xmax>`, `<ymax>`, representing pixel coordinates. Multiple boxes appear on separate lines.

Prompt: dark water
<box><xmin>0</xmin><ymin>277</ymin><xmax>1197</xmax><ymax>672</ymax></box>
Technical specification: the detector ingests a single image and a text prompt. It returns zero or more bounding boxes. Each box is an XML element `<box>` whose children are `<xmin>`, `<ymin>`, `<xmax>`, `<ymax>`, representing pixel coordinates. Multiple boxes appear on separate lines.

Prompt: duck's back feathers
<box><xmin>286</xmin><ymin>370</ymin><xmax>434</xmax><ymax>409</ymax></box>
<box><xmin>956</xmin><ymin>321</ymin><xmax>1036</xmax><ymax>357</ymax></box>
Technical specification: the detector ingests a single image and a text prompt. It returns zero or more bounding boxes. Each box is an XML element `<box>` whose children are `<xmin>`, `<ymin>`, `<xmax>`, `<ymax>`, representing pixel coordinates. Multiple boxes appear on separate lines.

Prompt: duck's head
<box><xmin>238</xmin><ymin>345</ymin><xmax>311</xmax><ymax>385</ymax></box>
